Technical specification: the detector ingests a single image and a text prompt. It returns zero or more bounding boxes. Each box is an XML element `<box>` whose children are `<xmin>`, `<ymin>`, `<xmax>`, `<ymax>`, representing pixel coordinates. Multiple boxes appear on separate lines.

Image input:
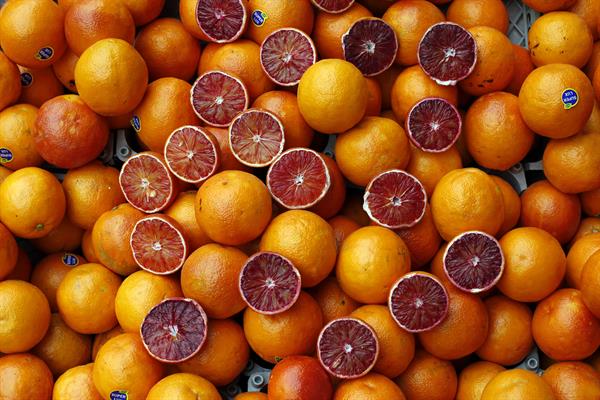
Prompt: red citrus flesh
<box><xmin>406</xmin><ymin>97</ymin><xmax>462</xmax><ymax>153</ymax></box>
<box><xmin>418</xmin><ymin>22</ymin><xmax>477</xmax><ymax>86</ymax></box>
<box><xmin>266</xmin><ymin>148</ymin><xmax>331</xmax><ymax>209</ymax></box>
<box><xmin>443</xmin><ymin>231</ymin><xmax>504</xmax><ymax>293</ymax></box>
<box><xmin>363</xmin><ymin>169</ymin><xmax>427</xmax><ymax>229</ymax></box>
<box><xmin>239</xmin><ymin>252</ymin><xmax>302</xmax><ymax>315</ymax></box>
<box><xmin>191</xmin><ymin>71</ymin><xmax>249</xmax><ymax>127</ymax></box>
<box><xmin>389</xmin><ymin>272</ymin><xmax>449</xmax><ymax>333</ymax></box>
<box><xmin>196</xmin><ymin>0</ymin><xmax>247</xmax><ymax>43</ymax></box>
<box><xmin>130</xmin><ymin>215</ymin><xmax>188</xmax><ymax>275</ymax></box>
<box><xmin>229</xmin><ymin>109</ymin><xmax>285</xmax><ymax>167</ymax></box>
<box><xmin>311</xmin><ymin>0</ymin><xmax>355</xmax><ymax>13</ymax></box>
<box><xmin>164</xmin><ymin>126</ymin><xmax>220</xmax><ymax>184</ymax></box>
<box><xmin>119</xmin><ymin>152</ymin><xmax>177</xmax><ymax>213</ymax></box>
<box><xmin>317</xmin><ymin>317</ymin><xmax>379</xmax><ymax>379</ymax></box>
<box><xmin>141</xmin><ymin>298</ymin><xmax>208</xmax><ymax>363</ymax></box>
<box><xmin>260</xmin><ymin>28</ymin><xmax>317</xmax><ymax>87</ymax></box>
<box><xmin>342</xmin><ymin>17</ymin><xmax>398</xmax><ymax>77</ymax></box>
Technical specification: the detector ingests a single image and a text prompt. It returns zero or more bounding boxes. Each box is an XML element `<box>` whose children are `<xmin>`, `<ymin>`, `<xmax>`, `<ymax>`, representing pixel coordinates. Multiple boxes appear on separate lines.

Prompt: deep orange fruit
<box><xmin>447</xmin><ymin>0</ymin><xmax>509</xmax><ymax>32</ymax></box>
<box><xmin>268</xmin><ymin>356</ymin><xmax>333</xmax><ymax>400</ymax></box>
<box><xmin>542</xmin><ymin>361</ymin><xmax>600</xmax><ymax>400</ymax></box>
<box><xmin>0</xmin><ymin>51</ymin><xmax>21</xmax><ymax>111</ymax></box>
<box><xmin>396</xmin><ymin>349</ymin><xmax>457</xmax><ymax>400</ymax></box>
<box><xmin>0</xmin><ymin>104</ymin><xmax>42</xmax><ymax>171</ymax></box>
<box><xmin>17</xmin><ymin>66</ymin><xmax>64</xmax><ymax>107</ymax></box>
<box><xmin>456</xmin><ymin>361</ymin><xmax>505</xmax><ymax>400</ymax></box>
<box><xmin>0</xmin><ymin>354</ymin><xmax>53</xmax><ymax>400</ymax></box>
<box><xmin>53</xmin><ymin>363</ymin><xmax>102</xmax><ymax>400</ymax></box>
<box><xmin>481</xmin><ymin>368</ymin><xmax>555</xmax><ymax>400</ymax></box>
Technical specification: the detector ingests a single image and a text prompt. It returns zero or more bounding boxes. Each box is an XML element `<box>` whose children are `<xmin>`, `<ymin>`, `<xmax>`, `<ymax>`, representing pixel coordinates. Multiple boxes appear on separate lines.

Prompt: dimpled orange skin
<box><xmin>0</xmin><ymin>354</ymin><xmax>54</xmax><ymax>400</ymax></box>
<box><xmin>120</xmin><ymin>0</ymin><xmax>165</xmax><ymax>26</ymax></box>
<box><xmin>165</xmin><ymin>191</ymin><xmax>212</xmax><ymax>251</ymax></box>
<box><xmin>0</xmin><ymin>51</ymin><xmax>21</xmax><ymax>111</ymax></box>
<box><xmin>567</xmin><ymin>233</ymin><xmax>600</xmax><ymax>288</ymax></box>
<box><xmin>311</xmin><ymin>276</ymin><xmax>361</xmax><ymax>323</ymax></box>
<box><xmin>0</xmin><ymin>222</ymin><xmax>18</xmax><ymax>279</ymax></box>
<box><xmin>53</xmin><ymin>363</ymin><xmax>102</xmax><ymax>400</ymax></box>
<box><xmin>491</xmin><ymin>176</ymin><xmax>522</xmax><ymax>236</ymax></box>
<box><xmin>146</xmin><ymin>373</ymin><xmax>221</xmax><ymax>400</ymax></box>
<box><xmin>523</xmin><ymin>0</ymin><xmax>576</xmax><ymax>13</ymax></box>
<box><xmin>17</xmin><ymin>66</ymin><xmax>64</xmax><ymax>108</ymax></box>
<box><xmin>30</xmin><ymin>218</ymin><xmax>82</xmax><ymax>254</ymax></box>
<box><xmin>91</xmin><ymin>325</ymin><xmax>124</xmax><ymax>361</ymax></box>
<box><xmin>236</xmin><ymin>393</ymin><xmax>268</xmax><ymax>400</ymax></box>
<box><xmin>406</xmin><ymin>145</ymin><xmax>463</xmax><ymax>198</ymax></box>
<box><xmin>543</xmin><ymin>361</ymin><xmax>600</xmax><ymax>399</ymax></box>
<box><xmin>506</xmin><ymin>45</ymin><xmax>536</xmax><ymax>95</ymax></box>
<box><xmin>456</xmin><ymin>361</ymin><xmax>505</xmax><ymax>400</ymax></box>
<box><xmin>581</xmin><ymin>251</ymin><xmax>600</xmax><ymax>317</ymax></box>
<box><xmin>0</xmin><ymin>104</ymin><xmax>42</xmax><ymax>171</ymax></box>
<box><xmin>395</xmin><ymin>205</ymin><xmax>442</xmax><ymax>268</ymax></box>
<box><xmin>268</xmin><ymin>356</ymin><xmax>333</xmax><ymax>400</ymax></box>
<box><xmin>335</xmin><ymin>373</ymin><xmax>407</xmax><ymax>400</ymax></box>
<box><xmin>245</xmin><ymin>0</ymin><xmax>314</xmax><ymax>45</ymax></box>
<box><xmin>447</xmin><ymin>0</ymin><xmax>509</xmax><ymax>32</ymax></box>
<box><xmin>395</xmin><ymin>349</ymin><xmax>457</xmax><ymax>400</ymax></box>
<box><xmin>481</xmin><ymin>369</ymin><xmax>556</xmax><ymax>400</ymax></box>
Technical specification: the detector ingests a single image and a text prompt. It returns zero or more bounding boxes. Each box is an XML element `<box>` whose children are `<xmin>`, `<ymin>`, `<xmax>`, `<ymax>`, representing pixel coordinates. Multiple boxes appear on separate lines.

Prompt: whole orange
<box><xmin>581</xmin><ymin>250</ymin><xmax>600</xmax><ymax>317</ymax></box>
<box><xmin>53</xmin><ymin>363</ymin><xmax>102</xmax><ymax>400</ymax></box>
<box><xmin>17</xmin><ymin>66</ymin><xmax>63</xmax><ymax>107</ymax></box>
<box><xmin>573</xmin><ymin>217</ymin><xmax>600</xmax><ymax>242</ymax></box>
<box><xmin>328</xmin><ymin>215</ymin><xmax>361</xmax><ymax>250</ymax></box>
<box><xmin>0</xmin><ymin>354</ymin><xmax>53</xmax><ymax>400</ymax></box>
<box><xmin>395</xmin><ymin>205</ymin><xmax>442</xmax><ymax>268</ymax></box>
<box><xmin>406</xmin><ymin>145</ymin><xmax>463</xmax><ymax>198</ymax></box>
<box><xmin>335</xmin><ymin>373</ymin><xmax>406</xmax><ymax>400</ymax></box>
<box><xmin>447</xmin><ymin>0</ymin><xmax>509</xmax><ymax>32</ymax></box>
<box><xmin>456</xmin><ymin>361</ymin><xmax>505</xmax><ymax>400</ymax></box>
<box><xmin>91</xmin><ymin>325</ymin><xmax>124</xmax><ymax>361</ymax></box>
<box><xmin>543</xmin><ymin>361</ymin><xmax>600</xmax><ymax>399</ymax></box>
<box><xmin>32</xmin><ymin>218</ymin><xmax>83</xmax><ymax>254</ymax></box>
<box><xmin>51</xmin><ymin>49</ymin><xmax>78</xmax><ymax>93</ymax></box>
<box><xmin>0</xmin><ymin>51</ymin><xmax>21</xmax><ymax>111</ymax></box>
<box><xmin>0</xmin><ymin>104</ymin><xmax>42</xmax><ymax>171</ymax></box>
<box><xmin>146</xmin><ymin>373</ymin><xmax>220</xmax><ymax>400</ymax></box>
<box><xmin>395</xmin><ymin>349</ymin><xmax>457</xmax><ymax>400</ymax></box>
<box><xmin>120</xmin><ymin>0</ymin><xmax>165</xmax><ymax>26</ymax></box>
<box><xmin>0</xmin><ymin>223</ymin><xmax>18</xmax><ymax>280</ymax></box>
<box><xmin>311</xmin><ymin>276</ymin><xmax>361</xmax><ymax>323</ymax></box>
<box><xmin>491</xmin><ymin>176</ymin><xmax>522</xmax><ymax>236</ymax></box>
<box><xmin>30</xmin><ymin>252</ymin><xmax>86</xmax><ymax>311</ymax></box>
<box><xmin>268</xmin><ymin>356</ymin><xmax>333</xmax><ymax>400</ymax></box>
<box><xmin>506</xmin><ymin>45</ymin><xmax>535</xmax><ymax>95</ymax></box>
<box><xmin>567</xmin><ymin>233</ymin><xmax>600</xmax><ymax>288</ymax></box>
<box><xmin>245</xmin><ymin>0</ymin><xmax>314</xmax><ymax>45</ymax></box>
<box><xmin>481</xmin><ymin>369</ymin><xmax>555</xmax><ymax>400</ymax></box>
<box><xmin>165</xmin><ymin>191</ymin><xmax>211</xmax><ymax>251</ymax></box>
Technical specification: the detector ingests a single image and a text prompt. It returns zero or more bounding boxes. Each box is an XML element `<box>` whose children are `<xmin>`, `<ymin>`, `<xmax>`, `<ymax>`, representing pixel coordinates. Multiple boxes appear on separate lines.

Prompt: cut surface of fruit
<box><xmin>191</xmin><ymin>71</ymin><xmax>249</xmax><ymax>127</ymax></box>
<box><xmin>239</xmin><ymin>251</ymin><xmax>302</xmax><ymax>315</ymax></box>
<box><xmin>342</xmin><ymin>17</ymin><xmax>398</xmax><ymax>77</ymax></box>
<box><xmin>389</xmin><ymin>271</ymin><xmax>449</xmax><ymax>333</ymax></box>
<box><xmin>141</xmin><ymin>298</ymin><xmax>208</xmax><ymax>363</ymax></box>
<box><xmin>266</xmin><ymin>148</ymin><xmax>331</xmax><ymax>209</ymax></box>
<box><xmin>363</xmin><ymin>169</ymin><xmax>427</xmax><ymax>229</ymax></box>
<box><xmin>406</xmin><ymin>97</ymin><xmax>462</xmax><ymax>152</ymax></box>
<box><xmin>311</xmin><ymin>0</ymin><xmax>355</xmax><ymax>13</ymax></box>
<box><xmin>119</xmin><ymin>152</ymin><xmax>176</xmax><ymax>213</ymax></box>
<box><xmin>164</xmin><ymin>126</ymin><xmax>220</xmax><ymax>184</ymax></box>
<box><xmin>317</xmin><ymin>317</ymin><xmax>379</xmax><ymax>379</ymax></box>
<box><xmin>196</xmin><ymin>0</ymin><xmax>247</xmax><ymax>43</ymax></box>
<box><xmin>260</xmin><ymin>28</ymin><xmax>317</xmax><ymax>87</ymax></box>
<box><xmin>229</xmin><ymin>109</ymin><xmax>285</xmax><ymax>167</ymax></box>
<box><xmin>418</xmin><ymin>22</ymin><xmax>477</xmax><ymax>86</ymax></box>
<box><xmin>443</xmin><ymin>231</ymin><xmax>505</xmax><ymax>293</ymax></box>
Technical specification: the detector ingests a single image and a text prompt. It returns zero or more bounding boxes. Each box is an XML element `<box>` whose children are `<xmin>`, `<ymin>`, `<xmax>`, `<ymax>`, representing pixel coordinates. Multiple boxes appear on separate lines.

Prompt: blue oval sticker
<box><xmin>110</xmin><ymin>391</ymin><xmax>128</xmax><ymax>400</ymax></box>
<box><xmin>562</xmin><ymin>88</ymin><xmax>579</xmax><ymax>110</ymax></box>
<box><xmin>35</xmin><ymin>47</ymin><xmax>54</xmax><ymax>61</ymax></box>
<box><xmin>251</xmin><ymin>10</ymin><xmax>268</xmax><ymax>26</ymax></box>
<box><xmin>62</xmin><ymin>253</ymin><xmax>79</xmax><ymax>267</ymax></box>
<box><xmin>130</xmin><ymin>115</ymin><xmax>141</xmax><ymax>132</ymax></box>
<box><xmin>20</xmin><ymin>72</ymin><xmax>33</xmax><ymax>87</ymax></box>
<box><xmin>0</xmin><ymin>148</ymin><xmax>13</xmax><ymax>164</ymax></box>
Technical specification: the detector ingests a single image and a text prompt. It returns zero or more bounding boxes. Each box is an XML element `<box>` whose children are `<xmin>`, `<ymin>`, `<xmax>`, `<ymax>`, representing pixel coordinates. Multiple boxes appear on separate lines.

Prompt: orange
<box><xmin>491</xmin><ymin>176</ymin><xmax>522</xmax><ymax>236</ymax></box>
<box><xmin>376</xmin><ymin>65</ymin><xmax>402</xmax><ymax>110</ymax></box>
<box><xmin>533</xmin><ymin>288</ymin><xmax>600</xmax><ymax>360</ymax></box>
<box><xmin>135</xmin><ymin>18</ymin><xmax>201</xmax><ymax>81</ymax></box>
<box><xmin>520</xmin><ymin>63</ymin><xmax>594</xmax><ymax>139</ymax></box>
<box><xmin>335</xmin><ymin>116</ymin><xmax>410</xmax><ymax>186</ymax></box>
<box><xmin>91</xmin><ymin>203</ymin><xmax>144</xmax><ymax>276</ymax></box>
<box><xmin>406</xmin><ymin>145</ymin><xmax>463</xmax><ymax>197</ymax></box>
<box><xmin>115</xmin><ymin>270</ymin><xmax>182</xmax><ymax>332</ymax></box>
<box><xmin>340</xmin><ymin>191</ymin><xmax>371</xmax><ymax>226</ymax></box>
<box><xmin>30</xmin><ymin>252</ymin><xmax>86</xmax><ymax>312</ymax></box>
<box><xmin>196</xmin><ymin>170</ymin><xmax>272</xmax><ymax>246</ymax></box>
<box><xmin>5</xmin><ymin>246</ymin><xmax>31</xmax><ymax>281</ymax></box>
<box><xmin>120</xmin><ymin>0</ymin><xmax>165</xmax><ymax>26</ymax></box>
<box><xmin>382</xmin><ymin>0</ymin><xmax>445</xmax><ymax>66</ymax></box>
<box><xmin>177</xmin><ymin>319</ymin><xmax>249</xmax><ymax>386</ymax></box>
<box><xmin>309</xmin><ymin>154</ymin><xmax>347</xmax><ymax>219</ymax></box>
<box><xmin>395</xmin><ymin>205</ymin><xmax>442</xmax><ymax>268</ymax></box>
<box><xmin>0</xmin><ymin>353</ymin><xmax>53</xmax><ymax>400</ymax></box>
<box><xmin>205</xmin><ymin>126</ymin><xmax>252</xmax><ymax>172</ymax></box>
<box><xmin>523</xmin><ymin>0</ymin><xmax>576</xmax><ymax>12</ymax></box>
<box><xmin>581</xmin><ymin>250</ymin><xmax>600</xmax><ymax>317</ymax></box>
<box><xmin>395</xmin><ymin>349</ymin><xmax>457</xmax><ymax>400</ymax></box>
<box><xmin>481</xmin><ymin>368</ymin><xmax>556</xmax><ymax>400</ymax></box>
<box><xmin>17</xmin><ymin>66</ymin><xmax>63</xmax><ymax>107</ymax></box>
<box><xmin>365</xmin><ymin>77</ymin><xmax>383</xmax><ymax>117</ymax></box>
<box><xmin>0</xmin><ymin>165</ymin><xmax>11</xmax><ymax>184</ymax></box>
<box><xmin>0</xmin><ymin>51</ymin><xmax>21</xmax><ymax>111</ymax></box>
<box><xmin>311</xmin><ymin>276</ymin><xmax>361</xmax><ymax>323</ymax></box>
<box><xmin>335</xmin><ymin>373</ymin><xmax>406</xmax><ymax>400</ymax></box>
<box><xmin>456</xmin><ymin>361</ymin><xmax>505</xmax><ymax>400</ymax></box>
<box><xmin>64</xmin><ymin>0</ymin><xmax>135</xmax><ymax>56</ymax></box>
<box><xmin>178</xmin><ymin>0</ymin><xmax>205</xmax><ymax>39</ymax></box>
<box><xmin>507</xmin><ymin>45</ymin><xmax>536</xmax><ymax>95</ymax></box>
<box><xmin>570</xmin><ymin>0</ymin><xmax>600</xmax><ymax>39</ymax></box>
<box><xmin>351</xmin><ymin>305</ymin><xmax>415</xmax><ymax>378</ymax></box>
<box><xmin>459</xmin><ymin>26</ymin><xmax>515</xmax><ymax>96</ymax></box>
<box><xmin>0</xmin><ymin>0</ymin><xmax>66</xmax><ymax>68</ymax></box>
<box><xmin>328</xmin><ymin>215</ymin><xmax>360</xmax><ymax>250</ymax></box>
<box><xmin>252</xmin><ymin>91</ymin><xmax>314</xmax><ymax>149</ymax></box>
<box><xmin>298</xmin><ymin>59</ymin><xmax>367</xmax><ymax>134</ymax></box>
<box><xmin>529</xmin><ymin>11</ymin><xmax>593</xmax><ymax>68</ymax></box>
<box><xmin>0</xmin><ymin>166</ymin><xmax>65</xmax><ymax>239</ymax></box>
<box><xmin>93</xmin><ymin>333</ymin><xmax>164</xmax><ymax>400</ymax></box>
<box><xmin>81</xmin><ymin>229</ymin><xmax>99</xmax><ymax>263</ymax></box>
<box><xmin>243</xmin><ymin>291</ymin><xmax>323</xmax><ymax>363</ymax></box>
<box><xmin>430</xmin><ymin>168</ymin><xmax>504</xmax><ymax>241</ymax></box>
<box><xmin>268</xmin><ymin>355</ymin><xmax>333</xmax><ymax>400</ymax></box>
<box><xmin>165</xmin><ymin>191</ymin><xmax>211</xmax><ymax>251</ymax></box>
<box><xmin>582</xmin><ymin>188</ymin><xmax>600</xmax><ymax>216</ymax></box>
<box><xmin>236</xmin><ymin>394</ymin><xmax>268</xmax><ymax>400</ymax></box>
<box><xmin>573</xmin><ymin>217</ymin><xmax>600</xmax><ymax>242</ymax></box>
<box><xmin>31</xmin><ymin>217</ymin><xmax>84</xmax><ymax>254</ymax></box>
<box><xmin>336</xmin><ymin>226</ymin><xmax>411</xmax><ymax>304</ymax></box>
<box><xmin>131</xmin><ymin>77</ymin><xmax>200</xmax><ymax>152</ymax></box>
<box><xmin>391</xmin><ymin>65</ymin><xmax>459</xmax><ymax>122</ymax></box>
<box><xmin>567</xmin><ymin>234</ymin><xmax>600</xmax><ymax>288</ymax></box>
<box><xmin>543</xmin><ymin>361</ymin><xmax>600</xmax><ymax>399</ymax></box>
<box><xmin>91</xmin><ymin>325</ymin><xmax>124</xmax><ymax>361</ymax></box>
<box><xmin>0</xmin><ymin>104</ymin><xmax>41</xmax><ymax>171</ymax></box>
<box><xmin>53</xmin><ymin>363</ymin><xmax>103</xmax><ymax>400</ymax></box>
<box><xmin>447</xmin><ymin>0</ymin><xmax>508</xmax><ymax>32</ymax></box>
<box><xmin>586</xmin><ymin>42</ymin><xmax>600</xmax><ymax>79</ymax></box>
<box><xmin>147</xmin><ymin>373</ymin><xmax>220</xmax><ymax>400</ymax></box>
<box><xmin>56</xmin><ymin>263</ymin><xmax>121</xmax><ymax>334</ymax></box>
<box><xmin>260</xmin><ymin>210</ymin><xmax>337</xmax><ymax>287</ymax></box>
<box><xmin>75</xmin><ymin>38</ymin><xmax>148</xmax><ymax>116</ymax></box>
<box><xmin>52</xmin><ymin>49</ymin><xmax>78</xmax><ymax>93</ymax></box>
<box><xmin>245</xmin><ymin>0</ymin><xmax>314</xmax><ymax>45</ymax></box>
<box><xmin>32</xmin><ymin>313</ymin><xmax>92</xmax><ymax>375</ymax></box>
<box><xmin>0</xmin><ymin>223</ymin><xmax>18</xmax><ymax>280</ymax></box>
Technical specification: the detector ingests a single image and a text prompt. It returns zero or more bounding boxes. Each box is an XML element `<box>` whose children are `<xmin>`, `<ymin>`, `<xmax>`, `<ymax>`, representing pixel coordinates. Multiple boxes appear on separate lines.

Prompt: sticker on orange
<box><xmin>562</xmin><ymin>88</ymin><xmax>579</xmax><ymax>110</ymax></box>
<box><xmin>35</xmin><ymin>47</ymin><xmax>54</xmax><ymax>61</ymax></box>
<box><xmin>131</xmin><ymin>115</ymin><xmax>141</xmax><ymax>132</ymax></box>
<box><xmin>0</xmin><ymin>148</ymin><xmax>13</xmax><ymax>164</ymax></box>
<box><xmin>251</xmin><ymin>10</ymin><xmax>268</xmax><ymax>26</ymax></box>
<box><xmin>62</xmin><ymin>253</ymin><xmax>80</xmax><ymax>267</ymax></box>
<box><xmin>110</xmin><ymin>390</ymin><xmax>128</xmax><ymax>400</ymax></box>
<box><xmin>20</xmin><ymin>72</ymin><xmax>33</xmax><ymax>87</ymax></box>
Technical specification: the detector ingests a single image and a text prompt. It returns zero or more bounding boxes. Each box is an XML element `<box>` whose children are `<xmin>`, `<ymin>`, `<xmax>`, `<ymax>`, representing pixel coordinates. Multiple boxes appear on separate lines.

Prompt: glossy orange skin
<box><xmin>268</xmin><ymin>356</ymin><xmax>333</xmax><ymax>400</ymax></box>
<box><xmin>17</xmin><ymin>66</ymin><xmax>63</xmax><ymax>107</ymax></box>
<box><xmin>581</xmin><ymin>187</ymin><xmax>600</xmax><ymax>216</ymax></box>
<box><xmin>566</xmin><ymin>233</ymin><xmax>600</xmax><ymax>288</ymax></box>
<box><xmin>456</xmin><ymin>361</ymin><xmax>505</xmax><ymax>400</ymax></box>
<box><xmin>0</xmin><ymin>104</ymin><xmax>42</xmax><ymax>171</ymax></box>
<box><xmin>542</xmin><ymin>361</ymin><xmax>600</xmax><ymax>399</ymax></box>
<box><xmin>328</xmin><ymin>216</ymin><xmax>361</xmax><ymax>250</ymax></box>
<box><xmin>31</xmin><ymin>217</ymin><xmax>83</xmax><ymax>254</ymax></box>
<box><xmin>395</xmin><ymin>205</ymin><xmax>442</xmax><ymax>268</ymax></box>
<box><xmin>53</xmin><ymin>363</ymin><xmax>103</xmax><ymax>400</ymax></box>
<box><xmin>0</xmin><ymin>354</ymin><xmax>53</xmax><ymax>400</ymax></box>
<box><xmin>245</xmin><ymin>0</ymin><xmax>314</xmax><ymax>45</ymax></box>
<box><xmin>447</xmin><ymin>0</ymin><xmax>509</xmax><ymax>32</ymax></box>
<box><xmin>0</xmin><ymin>51</ymin><xmax>21</xmax><ymax>111</ymax></box>
<box><xmin>506</xmin><ymin>45</ymin><xmax>535</xmax><ymax>95</ymax></box>
<box><xmin>0</xmin><ymin>222</ymin><xmax>18</xmax><ymax>279</ymax></box>
<box><xmin>311</xmin><ymin>276</ymin><xmax>361</xmax><ymax>323</ymax></box>
<box><xmin>406</xmin><ymin>145</ymin><xmax>463</xmax><ymax>198</ymax></box>
<box><xmin>491</xmin><ymin>176</ymin><xmax>521</xmax><ymax>236</ymax></box>
<box><xmin>580</xmin><ymin>251</ymin><xmax>600</xmax><ymax>318</ymax></box>
<box><xmin>396</xmin><ymin>350</ymin><xmax>457</xmax><ymax>400</ymax></box>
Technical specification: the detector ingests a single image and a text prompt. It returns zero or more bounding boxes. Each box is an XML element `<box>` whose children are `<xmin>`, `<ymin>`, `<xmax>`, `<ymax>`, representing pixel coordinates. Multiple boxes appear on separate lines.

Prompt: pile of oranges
<box><xmin>1</xmin><ymin>0</ymin><xmax>600</xmax><ymax>399</ymax></box>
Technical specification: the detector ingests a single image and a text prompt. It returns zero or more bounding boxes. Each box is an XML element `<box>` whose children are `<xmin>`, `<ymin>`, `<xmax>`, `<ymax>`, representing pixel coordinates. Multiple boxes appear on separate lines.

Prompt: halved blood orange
<box><xmin>260</xmin><ymin>28</ymin><xmax>317</xmax><ymax>87</ymax></box>
<box><xmin>190</xmin><ymin>71</ymin><xmax>249</xmax><ymax>127</ymax></box>
<box><xmin>266</xmin><ymin>148</ymin><xmax>331</xmax><ymax>209</ymax></box>
<box><xmin>239</xmin><ymin>252</ymin><xmax>302</xmax><ymax>315</ymax></box>
<box><xmin>164</xmin><ymin>126</ymin><xmax>220</xmax><ymax>184</ymax></box>
<box><xmin>196</xmin><ymin>0</ymin><xmax>247</xmax><ymax>43</ymax></box>
<box><xmin>406</xmin><ymin>97</ymin><xmax>462</xmax><ymax>153</ymax></box>
<box><xmin>388</xmin><ymin>271</ymin><xmax>449</xmax><ymax>333</ymax></box>
<box><xmin>443</xmin><ymin>231</ymin><xmax>504</xmax><ymax>293</ymax></box>
<box><xmin>317</xmin><ymin>317</ymin><xmax>379</xmax><ymax>379</ymax></box>
<box><xmin>311</xmin><ymin>0</ymin><xmax>355</xmax><ymax>13</ymax></box>
<box><xmin>342</xmin><ymin>17</ymin><xmax>398</xmax><ymax>77</ymax></box>
<box><xmin>229</xmin><ymin>108</ymin><xmax>285</xmax><ymax>168</ymax></box>
<box><xmin>141</xmin><ymin>297</ymin><xmax>208</xmax><ymax>363</ymax></box>
<box><xmin>130</xmin><ymin>214</ymin><xmax>188</xmax><ymax>274</ymax></box>
<box><xmin>119</xmin><ymin>151</ymin><xmax>178</xmax><ymax>213</ymax></box>
<box><xmin>418</xmin><ymin>22</ymin><xmax>477</xmax><ymax>86</ymax></box>
<box><xmin>363</xmin><ymin>169</ymin><xmax>427</xmax><ymax>229</ymax></box>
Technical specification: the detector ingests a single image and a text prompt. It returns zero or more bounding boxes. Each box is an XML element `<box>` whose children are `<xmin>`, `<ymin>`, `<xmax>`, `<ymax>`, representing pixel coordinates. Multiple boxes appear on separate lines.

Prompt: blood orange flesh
<box><xmin>317</xmin><ymin>317</ymin><xmax>379</xmax><ymax>379</ymax></box>
<box><xmin>141</xmin><ymin>298</ymin><xmax>208</xmax><ymax>363</ymax></box>
<box><xmin>418</xmin><ymin>22</ymin><xmax>477</xmax><ymax>86</ymax></box>
<box><xmin>196</xmin><ymin>0</ymin><xmax>247</xmax><ymax>43</ymax></box>
<box><xmin>388</xmin><ymin>271</ymin><xmax>449</xmax><ymax>333</ymax></box>
<box><xmin>119</xmin><ymin>152</ymin><xmax>177</xmax><ymax>213</ymax></box>
<box><xmin>363</xmin><ymin>169</ymin><xmax>427</xmax><ymax>229</ymax></box>
<box><xmin>342</xmin><ymin>17</ymin><xmax>398</xmax><ymax>77</ymax></box>
<box><xmin>191</xmin><ymin>71</ymin><xmax>249</xmax><ymax>127</ymax></box>
<box><xmin>164</xmin><ymin>126</ymin><xmax>220</xmax><ymax>184</ymax></box>
<box><xmin>311</xmin><ymin>0</ymin><xmax>355</xmax><ymax>13</ymax></box>
<box><xmin>406</xmin><ymin>97</ymin><xmax>462</xmax><ymax>153</ymax></box>
<box><xmin>443</xmin><ymin>231</ymin><xmax>504</xmax><ymax>293</ymax></box>
<box><xmin>229</xmin><ymin>109</ymin><xmax>285</xmax><ymax>167</ymax></box>
<box><xmin>239</xmin><ymin>252</ymin><xmax>302</xmax><ymax>315</ymax></box>
<box><xmin>266</xmin><ymin>148</ymin><xmax>331</xmax><ymax>209</ymax></box>
<box><xmin>130</xmin><ymin>215</ymin><xmax>188</xmax><ymax>274</ymax></box>
<box><xmin>260</xmin><ymin>28</ymin><xmax>317</xmax><ymax>87</ymax></box>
